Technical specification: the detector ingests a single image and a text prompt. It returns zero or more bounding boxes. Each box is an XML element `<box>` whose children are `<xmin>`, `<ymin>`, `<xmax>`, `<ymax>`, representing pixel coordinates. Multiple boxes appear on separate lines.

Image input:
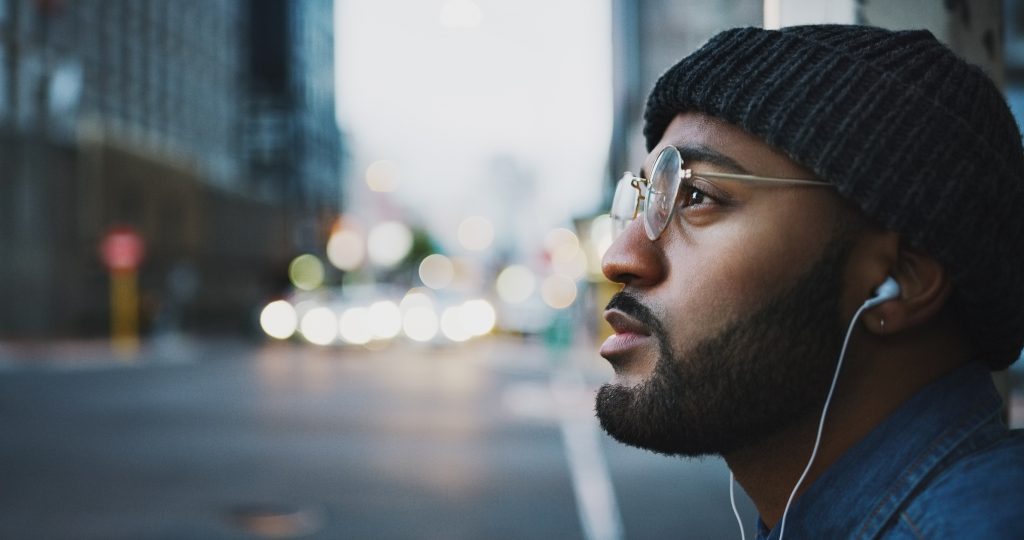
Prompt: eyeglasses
<box><xmin>610</xmin><ymin>146</ymin><xmax>835</xmax><ymax>241</ymax></box>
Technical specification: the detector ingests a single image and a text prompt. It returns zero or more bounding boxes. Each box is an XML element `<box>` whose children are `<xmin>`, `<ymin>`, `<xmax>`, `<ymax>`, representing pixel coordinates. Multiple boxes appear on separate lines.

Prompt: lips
<box><xmin>604</xmin><ymin>309</ymin><xmax>652</xmax><ymax>337</ymax></box>
<box><xmin>600</xmin><ymin>309</ymin><xmax>653</xmax><ymax>360</ymax></box>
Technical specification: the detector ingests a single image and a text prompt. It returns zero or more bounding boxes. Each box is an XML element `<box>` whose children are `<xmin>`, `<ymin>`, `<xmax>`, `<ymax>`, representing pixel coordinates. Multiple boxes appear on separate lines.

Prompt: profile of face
<box><xmin>596</xmin><ymin>112</ymin><xmax>858</xmax><ymax>457</ymax></box>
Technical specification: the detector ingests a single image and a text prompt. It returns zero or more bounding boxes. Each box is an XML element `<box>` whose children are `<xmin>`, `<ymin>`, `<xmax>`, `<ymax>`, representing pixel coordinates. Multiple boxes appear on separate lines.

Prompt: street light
<box><xmin>260</xmin><ymin>300</ymin><xmax>298</xmax><ymax>340</ymax></box>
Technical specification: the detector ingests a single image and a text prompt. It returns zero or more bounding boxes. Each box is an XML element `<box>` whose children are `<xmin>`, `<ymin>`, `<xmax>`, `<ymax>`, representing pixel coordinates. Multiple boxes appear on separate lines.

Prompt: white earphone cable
<box><xmin>776</xmin><ymin>301</ymin><xmax>870</xmax><ymax>540</ymax></box>
<box><xmin>730</xmin><ymin>471</ymin><xmax>747</xmax><ymax>540</ymax></box>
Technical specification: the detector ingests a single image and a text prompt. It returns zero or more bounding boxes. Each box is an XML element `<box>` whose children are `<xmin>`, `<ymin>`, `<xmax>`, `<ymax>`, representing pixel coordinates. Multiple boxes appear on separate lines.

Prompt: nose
<box><xmin>601</xmin><ymin>218</ymin><xmax>666</xmax><ymax>287</ymax></box>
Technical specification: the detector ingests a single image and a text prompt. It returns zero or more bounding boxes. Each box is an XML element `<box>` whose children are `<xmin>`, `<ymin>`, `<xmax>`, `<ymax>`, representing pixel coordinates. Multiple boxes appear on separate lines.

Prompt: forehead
<box><xmin>646</xmin><ymin>112</ymin><xmax>817</xmax><ymax>179</ymax></box>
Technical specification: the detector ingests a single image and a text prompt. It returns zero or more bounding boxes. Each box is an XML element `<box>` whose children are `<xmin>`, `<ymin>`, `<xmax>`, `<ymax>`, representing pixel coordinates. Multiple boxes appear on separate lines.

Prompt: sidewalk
<box><xmin>0</xmin><ymin>333</ymin><xmax>209</xmax><ymax>370</ymax></box>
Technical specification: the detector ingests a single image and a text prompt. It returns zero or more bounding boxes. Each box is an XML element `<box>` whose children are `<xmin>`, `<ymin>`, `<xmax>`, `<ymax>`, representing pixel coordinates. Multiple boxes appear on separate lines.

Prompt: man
<box><xmin>596</xmin><ymin>25</ymin><xmax>1024</xmax><ymax>539</ymax></box>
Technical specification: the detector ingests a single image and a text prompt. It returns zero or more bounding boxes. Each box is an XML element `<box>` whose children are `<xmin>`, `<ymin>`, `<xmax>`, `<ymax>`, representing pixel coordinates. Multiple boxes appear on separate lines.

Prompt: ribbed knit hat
<box><xmin>643</xmin><ymin>25</ymin><xmax>1024</xmax><ymax>370</ymax></box>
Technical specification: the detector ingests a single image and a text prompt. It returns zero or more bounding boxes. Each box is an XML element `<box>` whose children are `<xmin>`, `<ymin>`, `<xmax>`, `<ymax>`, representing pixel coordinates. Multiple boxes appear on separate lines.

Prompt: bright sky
<box><xmin>335</xmin><ymin>0</ymin><xmax>613</xmax><ymax>257</ymax></box>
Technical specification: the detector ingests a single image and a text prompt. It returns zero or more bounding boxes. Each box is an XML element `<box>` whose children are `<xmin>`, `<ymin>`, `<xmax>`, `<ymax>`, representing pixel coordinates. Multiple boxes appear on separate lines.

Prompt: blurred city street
<box><xmin>0</xmin><ymin>335</ymin><xmax>756</xmax><ymax>540</ymax></box>
<box><xmin>4</xmin><ymin>2</ymin><xmax>1024</xmax><ymax>539</ymax></box>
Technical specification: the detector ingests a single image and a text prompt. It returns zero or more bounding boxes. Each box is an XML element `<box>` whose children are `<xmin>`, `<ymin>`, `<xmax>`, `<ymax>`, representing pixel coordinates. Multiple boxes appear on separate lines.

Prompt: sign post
<box><xmin>101</xmin><ymin>226</ymin><xmax>145</xmax><ymax>358</ymax></box>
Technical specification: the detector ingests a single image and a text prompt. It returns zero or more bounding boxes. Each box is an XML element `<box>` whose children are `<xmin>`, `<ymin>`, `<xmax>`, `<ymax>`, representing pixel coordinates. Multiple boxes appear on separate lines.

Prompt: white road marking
<box><xmin>551</xmin><ymin>368</ymin><xmax>624</xmax><ymax>540</ymax></box>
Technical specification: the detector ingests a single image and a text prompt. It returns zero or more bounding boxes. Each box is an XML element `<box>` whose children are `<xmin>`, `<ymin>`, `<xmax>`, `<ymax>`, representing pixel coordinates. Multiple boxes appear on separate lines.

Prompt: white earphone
<box><xmin>731</xmin><ymin>276</ymin><xmax>901</xmax><ymax>540</ymax></box>
<box><xmin>864</xmin><ymin>276</ymin><xmax>901</xmax><ymax>309</ymax></box>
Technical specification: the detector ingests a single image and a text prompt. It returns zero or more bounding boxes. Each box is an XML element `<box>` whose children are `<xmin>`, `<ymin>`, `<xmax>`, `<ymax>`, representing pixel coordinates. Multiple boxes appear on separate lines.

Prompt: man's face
<box><xmin>596</xmin><ymin>112</ymin><xmax>854</xmax><ymax>456</ymax></box>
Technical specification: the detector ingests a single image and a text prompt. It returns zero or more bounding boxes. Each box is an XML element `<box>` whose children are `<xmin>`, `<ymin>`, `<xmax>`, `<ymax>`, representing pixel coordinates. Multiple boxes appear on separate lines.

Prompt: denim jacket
<box><xmin>755</xmin><ymin>361</ymin><xmax>1024</xmax><ymax>539</ymax></box>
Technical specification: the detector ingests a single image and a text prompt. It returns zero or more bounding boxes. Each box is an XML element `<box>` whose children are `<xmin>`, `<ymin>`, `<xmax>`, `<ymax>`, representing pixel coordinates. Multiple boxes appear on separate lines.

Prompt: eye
<box><xmin>680</xmin><ymin>184</ymin><xmax>714</xmax><ymax>208</ymax></box>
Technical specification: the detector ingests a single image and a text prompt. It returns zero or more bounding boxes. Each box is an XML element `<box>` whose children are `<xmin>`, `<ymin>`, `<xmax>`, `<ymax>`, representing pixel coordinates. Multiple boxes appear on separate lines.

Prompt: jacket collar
<box><xmin>756</xmin><ymin>361</ymin><xmax>1003</xmax><ymax>539</ymax></box>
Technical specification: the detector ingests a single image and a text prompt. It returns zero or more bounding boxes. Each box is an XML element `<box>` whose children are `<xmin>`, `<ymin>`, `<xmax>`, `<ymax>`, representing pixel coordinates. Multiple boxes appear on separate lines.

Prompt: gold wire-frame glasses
<box><xmin>610</xmin><ymin>146</ymin><xmax>835</xmax><ymax>241</ymax></box>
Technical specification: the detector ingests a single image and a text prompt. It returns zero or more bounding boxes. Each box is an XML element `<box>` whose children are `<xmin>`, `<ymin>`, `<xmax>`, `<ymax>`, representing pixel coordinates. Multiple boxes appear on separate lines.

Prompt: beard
<box><xmin>595</xmin><ymin>231</ymin><xmax>854</xmax><ymax>457</ymax></box>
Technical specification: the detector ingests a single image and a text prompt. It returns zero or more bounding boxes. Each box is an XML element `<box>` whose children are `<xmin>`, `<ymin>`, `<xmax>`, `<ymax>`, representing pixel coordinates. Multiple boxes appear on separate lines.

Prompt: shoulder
<box><xmin>893</xmin><ymin>430</ymin><xmax>1024</xmax><ymax>539</ymax></box>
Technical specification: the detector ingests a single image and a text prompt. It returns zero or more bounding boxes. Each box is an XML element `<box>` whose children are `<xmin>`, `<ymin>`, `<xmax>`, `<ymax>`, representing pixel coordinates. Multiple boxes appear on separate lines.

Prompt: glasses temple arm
<box><xmin>694</xmin><ymin>171</ymin><xmax>834</xmax><ymax>187</ymax></box>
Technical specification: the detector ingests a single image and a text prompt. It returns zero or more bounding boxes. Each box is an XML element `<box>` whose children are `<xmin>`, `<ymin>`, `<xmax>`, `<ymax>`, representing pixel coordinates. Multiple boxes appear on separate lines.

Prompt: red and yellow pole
<box><xmin>101</xmin><ymin>226</ymin><xmax>145</xmax><ymax>360</ymax></box>
<box><xmin>110</xmin><ymin>268</ymin><xmax>140</xmax><ymax>357</ymax></box>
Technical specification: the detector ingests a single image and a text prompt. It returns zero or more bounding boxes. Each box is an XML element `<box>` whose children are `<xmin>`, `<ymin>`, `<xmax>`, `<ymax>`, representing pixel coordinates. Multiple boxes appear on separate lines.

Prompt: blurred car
<box><xmin>259</xmin><ymin>284</ymin><xmax>496</xmax><ymax>348</ymax></box>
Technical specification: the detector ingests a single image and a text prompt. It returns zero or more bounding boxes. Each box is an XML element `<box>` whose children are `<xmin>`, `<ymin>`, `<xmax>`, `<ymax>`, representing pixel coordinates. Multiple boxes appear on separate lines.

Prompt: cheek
<box><xmin>655</xmin><ymin>233</ymin><xmax>765</xmax><ymax>338</ymax></box>
<box><xmin>653</xmin><ymin>198</ymin><xmax>834</xmax><ymax>338</ymax></box>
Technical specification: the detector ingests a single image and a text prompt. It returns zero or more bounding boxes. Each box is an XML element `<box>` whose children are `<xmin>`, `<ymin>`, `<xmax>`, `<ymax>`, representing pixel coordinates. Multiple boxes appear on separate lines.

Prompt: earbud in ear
<box><xmin>863</xmin><ymin>276</ymin><xmax>900</xmax><ymax>308</ymax></box>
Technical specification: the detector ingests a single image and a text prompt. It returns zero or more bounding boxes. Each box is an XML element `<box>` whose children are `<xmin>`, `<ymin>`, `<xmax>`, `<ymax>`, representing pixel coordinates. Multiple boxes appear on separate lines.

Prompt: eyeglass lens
<box><xmin>645</xmin><ymin>146</ymin><xmax>681</xmax><ymax>240</ymax></box>
<box><xmin>608</xmin><ymin>146</ymin><xmax>683</xmax><ymax>241</ymax></box>
<box><xmin>610</xmin><ymin>172</ymin><xmax>641</xmax><ymax>239</ymax></box>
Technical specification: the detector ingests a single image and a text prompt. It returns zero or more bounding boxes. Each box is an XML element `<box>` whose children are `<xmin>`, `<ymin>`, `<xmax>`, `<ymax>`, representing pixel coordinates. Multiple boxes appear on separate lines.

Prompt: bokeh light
<box><xmin>496</xmin><ymin>265</ymin><xmax>536</xmax><ymax>303</ymax></box>
<box><xmin>259</xmin><ymin>300</ymin><xmax>298</xmax><ymax>340</ymax></box>
<box><xmin>326</xmin><ymin>229</ymin><xmax>365</xmax><ymax>271</ymax></box>
<box><xmin>400</xmin><ymin>288</ymin><xmax>435</xmax><ymax>312</ymax></box>
<box><xmin>365</xmin><ymin>159</ymin><xmax>398</xmax><ymax>192</ymax></box>
<box><xmin>418</xmin><ymin>254</ymin><xmax>455</xmax><ymax>290</ymax></box>
<box><xmin>541</xmin><ymin>274</ymin><xmax>577</xmax><ymax>309</ymax></box>
<box><xmin>545</xmin><ymin>227</ymin><xmax>580</xmax><ymax>264</ymax></box>
<box><xmin>339</xmin><ymin>307</ymin><xmax>373</xmax><ymax>345</ymax></box>
<box><xmin>289</xmin><ymin>254</ymin><xmax>325</xmax><ymax>291</ymax></box>
<box><xmin>300</xmin><ymin>307</ymin><xmax>338</xmax><ymax>345</ymax></box>
<box><xmin>461</xmin><ymin>299</ymin><xmax>496</xmax><ymax>336</ymax></box>
<box><xmin>367</xmin><ymin>221</ymin><xmax>413</xmax><ymax>267</ymax></box>
<box><xmin>403</xmin><ymin>305</ymin><xmax>439</xmax><ymax>342</ymax></box>
<box><xmin>457</xmin><ymin>216</ymin><xmax>494</xmax><ymax>251</ymax></box>
<box><xmin>440</xmin><ymin>306</ymin><xmax>472</xmax><ymax>342</ymax></box>
<box><xmin>368</xmin><ymin>300</ymin><xmax>402</xmax><ymax>339</ymax></box>
<box><xmin>552</xmin><ymin>246</ymin><xmax>588</xmax><ymax>279</ymax></box>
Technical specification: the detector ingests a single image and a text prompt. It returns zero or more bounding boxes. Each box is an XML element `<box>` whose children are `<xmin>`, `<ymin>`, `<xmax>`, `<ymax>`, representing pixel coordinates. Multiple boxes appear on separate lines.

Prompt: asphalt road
<box><xmin>0</xmin><ymin>336</ymin><xmax>756</xmax><ymax>540</ymax></box>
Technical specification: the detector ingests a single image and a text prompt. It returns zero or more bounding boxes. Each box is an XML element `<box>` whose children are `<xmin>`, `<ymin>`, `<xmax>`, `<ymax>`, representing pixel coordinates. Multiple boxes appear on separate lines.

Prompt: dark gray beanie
<box><xmin>643</xmin><ymin>25</ymin><xmax>1024</xmax><ymax>370</ymax></box>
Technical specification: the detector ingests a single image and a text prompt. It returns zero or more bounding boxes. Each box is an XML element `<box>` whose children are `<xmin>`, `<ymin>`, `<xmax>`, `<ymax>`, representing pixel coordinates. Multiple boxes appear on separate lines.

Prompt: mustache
<box><xmin>606</xmin><ymin>292</ymin><xmax>664</xmax><ymax>336</ymax></box>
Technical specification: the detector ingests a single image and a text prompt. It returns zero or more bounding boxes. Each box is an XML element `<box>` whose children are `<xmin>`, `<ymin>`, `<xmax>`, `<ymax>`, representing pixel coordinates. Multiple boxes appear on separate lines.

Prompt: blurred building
<box><xmin>244</xmin><ymin>0</ymin><xmax>342</xmax><ymax>251</ymax></box>
<box><xmin>0</xmin><ymin>0</ymin><xmax>343</xmax><ymax>338</ymax></box>
<box><xmin>607</xmin><ymin>0</ymin><xmax>761</xmax><ymax>194</ymax></box>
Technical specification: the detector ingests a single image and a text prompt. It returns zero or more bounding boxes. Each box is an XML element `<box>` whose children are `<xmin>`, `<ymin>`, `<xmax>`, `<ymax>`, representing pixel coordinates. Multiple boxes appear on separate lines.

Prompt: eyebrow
<box><xmin>640</xmin><ymin>144</ymin><xmax>751</xmax><ymax>177</ymax></box>
<box><xmin>676</xmin><ymin>145</ymin><xmax>751</xmax><ymax>174</ymax></box>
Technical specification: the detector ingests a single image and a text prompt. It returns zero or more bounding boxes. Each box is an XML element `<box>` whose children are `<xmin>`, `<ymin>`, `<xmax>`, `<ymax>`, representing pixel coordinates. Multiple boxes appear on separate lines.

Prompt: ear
<box><xmin>863</xmin><ymin>241</ymin><xmax>952</xmax><ymax>336</ymax></box>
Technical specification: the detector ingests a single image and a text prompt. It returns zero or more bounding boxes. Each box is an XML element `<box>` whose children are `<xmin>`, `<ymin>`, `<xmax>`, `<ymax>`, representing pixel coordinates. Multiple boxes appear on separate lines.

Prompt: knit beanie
<box><xmin>643</xmin><ymin>25</ymin><xmax>1024</xmax><ymax>370</ymax></box>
